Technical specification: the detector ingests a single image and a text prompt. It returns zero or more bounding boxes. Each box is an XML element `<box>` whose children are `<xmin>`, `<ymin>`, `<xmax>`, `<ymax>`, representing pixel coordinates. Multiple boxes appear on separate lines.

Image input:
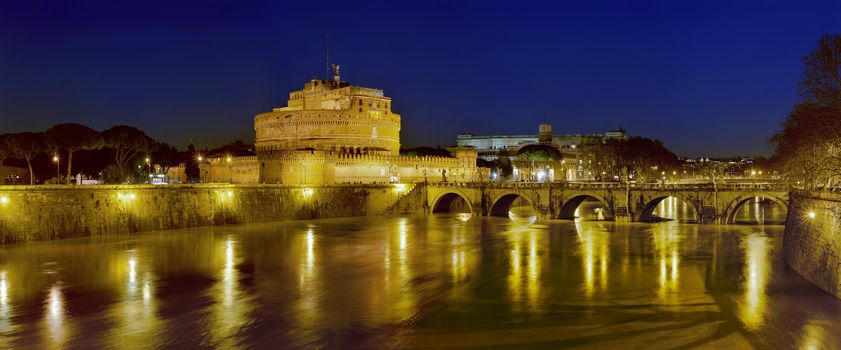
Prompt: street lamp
<box><xmin>52</xmin><ymin>154</ymin><xmax>60</xmax><ymax>181</ymax></box>
<box><xmin>225</xmin><ymin>154</ymin><xmax>233</xmax><ymax>183</ymax></box>
<box><xmin>145</xmin><ymin>157</ymin><xmax>151</xmax><ymax>181</ymax></box>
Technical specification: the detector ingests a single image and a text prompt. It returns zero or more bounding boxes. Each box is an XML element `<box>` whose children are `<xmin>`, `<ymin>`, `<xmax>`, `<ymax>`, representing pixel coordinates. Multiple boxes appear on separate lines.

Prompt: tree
<box><xmin>579</xmin><ymin>136</ymin><xmax>679</xmax><ymax>182</ymax></box>
<box><xmin>516</xmin><ymin>144</ymin><xmax>562</xmax><ymax>162</ymax></box>
<box><xmin>770</xmin><ymin>103</ymin><xmax>841</xmax><ymax>189</ymax></box>
<box><xmin>45</xmin><ymin>124</ymin><xmax>104</xmax><ymax>184</ymax></box>
<box><xmin>799</xmin><ymin>34</ymin><xmax>841</xmax><ymax>111</ymax></box>
<box><xmin>0</xmin><ymin>134</ymin><xmax>11</xmax><ymax>169</ymax></box>
<box><xmin>5</xmin><ymin>132</ymin><xmax>45</xmax><ymax>185</ymax></box>
<box><xmin>185</xmin><ymin>143</ymin><xmax>201</xmax><ymax>182</ymax></box>
<box><xmin>770</xmin><ymin>34</ymin><xmax>841</xmax><ymax>189</ymax></box>
<box><xmin>102</xmin><ymin>125</ymin><xmax>155</xmax><ymax>174</ymax></box>
<box><xmin>152</xmin><ymin>142</ymin><xmax>181</xmax><ymax>176</ymax></box>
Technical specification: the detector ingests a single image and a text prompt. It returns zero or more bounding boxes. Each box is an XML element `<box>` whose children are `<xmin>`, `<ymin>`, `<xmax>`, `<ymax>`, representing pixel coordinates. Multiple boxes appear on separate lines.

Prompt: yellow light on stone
<box><xmin>302</xmin><ymin>188</ymin><xmax>314</xmax><ymax>197</ymax></box>
<box><xmin>0</xmin><ymin>196</ymin><xmax>8</xmax><ymax>205</ymax></box>
<box><xmin>227</xmin><ymin>191</ymin><xmax>233</xmax><ymax>198</ymax></box>
<box><xmin>117</xmin><ymin>192</ymin><xmax>136</xmax><ymax>201</ymax></box>
<box><xmin>393</xmin><ymin>183</ymin><xmax>406</xmax><ymax>192</ymax></box>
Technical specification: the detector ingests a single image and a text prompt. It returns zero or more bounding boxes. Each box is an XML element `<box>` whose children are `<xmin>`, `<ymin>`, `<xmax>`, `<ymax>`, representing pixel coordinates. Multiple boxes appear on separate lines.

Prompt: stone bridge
<box><xmin>425</xmin><ymin>182</ymin><xmax>790</xmax><ymax>224</ymax></box>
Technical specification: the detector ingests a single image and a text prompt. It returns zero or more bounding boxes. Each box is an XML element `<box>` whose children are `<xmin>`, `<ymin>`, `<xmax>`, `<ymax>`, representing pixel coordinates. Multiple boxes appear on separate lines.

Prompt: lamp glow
<box><xmin>808</xmin><ymin>212</ymin><xmax>816</xmax><ymax>219</ymax></box>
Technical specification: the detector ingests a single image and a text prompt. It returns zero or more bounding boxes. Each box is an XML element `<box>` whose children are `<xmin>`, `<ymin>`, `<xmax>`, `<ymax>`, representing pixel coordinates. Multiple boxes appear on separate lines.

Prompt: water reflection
<box><xmin>0</xmin><ymin>216</ymin><xmax>839</xmax><ymax>348</ymax></box>
<box><xmin>653</xmin><ymin>223</ymin><xmax>681</xmax><ymax>303</ymax></box>
<box><xmin>109</xmin><ymin>250</ymin><xmax>161</xmax><ymax>350</ymax></box>
<box><xmin>575</xmin><ymin>219</ymin><xmax>609</xmax><ymax>297</ymax></box>
<box><xmin>42</xmin><ymin>284</ymin><xmax>66</xmax><ymax>349</ymax></box>
<box><xmin>733</xmin><ymin>197</ymin><xmax>787</xmax><ymax>225</ymax></box>
<box><xmin>0</xmin><ymin>271</ymin><xmax>9</xmax><ymax>348</ymax></box>
<box><xmin>297</xmin><ymin>227</ymin><xmax>319</xmax><ymax>330</ymax></box>
<box><xmin>737</xmin><ymin>233</ymin><xmax>770</xmax><ymax>330</ymax></box>
<box><xmin>506</xmin><ymin>226</ymin><xmax>544</xmax><ymax>311</ymax></box>
<box><xmin>654</xmin><ymin>196</ymin><xmax>697</xmax><ymax>223</ymax></box>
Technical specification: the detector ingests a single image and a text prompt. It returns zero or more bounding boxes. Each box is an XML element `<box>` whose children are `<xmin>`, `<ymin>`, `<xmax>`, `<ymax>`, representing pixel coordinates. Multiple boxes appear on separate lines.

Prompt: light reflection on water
<box><xmin>0</xmin><ymin>215</ymin><xmax>839</xmax><ymax>348</ymax></box>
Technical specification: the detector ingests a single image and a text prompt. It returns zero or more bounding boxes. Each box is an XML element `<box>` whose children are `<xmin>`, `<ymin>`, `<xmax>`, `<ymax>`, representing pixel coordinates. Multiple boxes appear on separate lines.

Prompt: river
<box><xmin>0</xmin><ymin>198</ymin><xmax>838</xmax><ymax>349</ymax></box>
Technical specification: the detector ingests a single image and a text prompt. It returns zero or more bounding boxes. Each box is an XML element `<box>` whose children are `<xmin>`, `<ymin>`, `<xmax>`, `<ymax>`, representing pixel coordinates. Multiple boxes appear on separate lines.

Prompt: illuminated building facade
<box><xmin>170</xmin><ymin>65</ymin><xmax>481</xmax><ymax>184</ymax></box>
<box><xmin>457</xmin><ymin>124</ymin><xmax>627</xmax><ymax>161</ymax></box>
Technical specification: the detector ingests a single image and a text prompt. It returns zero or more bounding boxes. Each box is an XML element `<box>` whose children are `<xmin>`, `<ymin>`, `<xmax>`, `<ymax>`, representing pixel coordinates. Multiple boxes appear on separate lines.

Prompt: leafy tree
<box><xmin>516</xmin><ymin>144</ymin><xmax>562</xmax><ymax>162</ymax></box>
<box><xmin>102</xmin><ymin>125</ymin><xmax>155</xmax><ymax>174</ymax></box>
<box><xmin>45</xmin><ymin>123</ymin><xmax>104</xmax><ymax>184</ymax></box>
<box><xmin>5</xmin><ymin>132</ymin><xmax>45</xmax><ymax>185</ymax></box>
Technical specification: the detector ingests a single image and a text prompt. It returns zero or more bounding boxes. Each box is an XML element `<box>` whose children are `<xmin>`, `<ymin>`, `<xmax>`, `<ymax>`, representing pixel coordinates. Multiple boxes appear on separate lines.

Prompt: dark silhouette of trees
<box><xmin>0</xmin><ymin>134</ymin><xmax>11</xmax><ymax>169</ymax></box>
<box><xmin>185</xmin><ymin>143</ymin><xmax>201</xmax><ymax>182</ymax></box>
<box><xmin>580</xmin><ymin>136</ymin><xmax>679</xmax><ymax>182</ymax></box>
<box><xmin>5</xmin><ymin>132</ymin><xmax>45</xmax><ymax>185</ymax></box>
<box><xmin>102</xmin><ymin>125</ymin><xmax>155</xmax><ymax>174</ymax></box>
<box><xmin>152</xmin><ymin>143</ymin><xmax>181</xmax><ymax>176</ymax></box>
<box><xmin>45</xmin><ymin>124</ymin><xmax>104</xmax><ymax>184</ymax></box>
<box><xmin>400</xmin><ymin>146</ymin><xmax>453</xmax><ymax>158</ymax></box>
<box><xmin>799</xmin><ymin>34</ymin><xmax>841</xmax><ymax>110</ymax></box>
<box><xmin>770</xmin><ymin>34</ymin><xmax>841</xmax><ymax>189</ymax></box>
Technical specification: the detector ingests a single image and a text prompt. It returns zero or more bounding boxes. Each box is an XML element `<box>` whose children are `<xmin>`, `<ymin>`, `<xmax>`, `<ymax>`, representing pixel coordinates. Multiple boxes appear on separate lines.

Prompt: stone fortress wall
<box><xmin>0</xmin><ymin>184</ymin><xmax>421</xmax><ymax>244</ymax></box>
<box><xmin>784</xmin><ymin>190</ymin><xmax>841</xmax><ymax>298</ymax></box>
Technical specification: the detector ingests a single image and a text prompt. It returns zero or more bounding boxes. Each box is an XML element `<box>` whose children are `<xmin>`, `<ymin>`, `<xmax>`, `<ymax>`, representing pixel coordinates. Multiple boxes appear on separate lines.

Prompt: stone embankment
<box><xmin>0</xmin><ymin>184</ymin><xmax>421</xmax><ymax>244</ymax></box>
<box><xmin>784</xmin><ymin>190</ymin><xmax>841</xmax><ymax>298</ymax></box>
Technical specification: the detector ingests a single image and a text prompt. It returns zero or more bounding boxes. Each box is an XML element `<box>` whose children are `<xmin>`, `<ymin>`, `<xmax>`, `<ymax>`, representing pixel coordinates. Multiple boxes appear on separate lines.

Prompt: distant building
<box><xmin>457</xmin><ymin>124</ymin><xmax>627</xmax><ymax>161</ymax></box>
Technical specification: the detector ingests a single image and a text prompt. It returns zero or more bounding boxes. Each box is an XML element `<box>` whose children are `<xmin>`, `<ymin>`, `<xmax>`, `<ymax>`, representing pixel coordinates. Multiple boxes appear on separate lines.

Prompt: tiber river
<box><xmin>0</xmin><ymin>197</ymin><xmax>839</xmax><ymax>349</ymax></box>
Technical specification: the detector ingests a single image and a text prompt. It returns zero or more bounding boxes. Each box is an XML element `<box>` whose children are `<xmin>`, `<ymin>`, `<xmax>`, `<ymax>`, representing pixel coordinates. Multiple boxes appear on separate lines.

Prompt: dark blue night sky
<box><xmin>1</xmin><ymin>0</ymin><xmax>839</xmax><ymax>157</ymax></box>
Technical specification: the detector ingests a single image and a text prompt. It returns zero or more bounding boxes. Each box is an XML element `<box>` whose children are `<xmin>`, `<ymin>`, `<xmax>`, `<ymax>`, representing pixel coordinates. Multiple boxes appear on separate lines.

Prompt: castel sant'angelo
<box><xmin>182</xmin><ymin>64</ymin><xmax>481</xmax><ymax>184</ymax></box>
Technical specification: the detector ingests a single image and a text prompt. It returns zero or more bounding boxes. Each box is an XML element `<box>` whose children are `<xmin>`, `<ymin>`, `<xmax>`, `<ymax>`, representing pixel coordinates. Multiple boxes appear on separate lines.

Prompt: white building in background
<box><xmin>456</xmin><ymin>124</ymin><xmax>627</xmax><ymax>161</ymax></box>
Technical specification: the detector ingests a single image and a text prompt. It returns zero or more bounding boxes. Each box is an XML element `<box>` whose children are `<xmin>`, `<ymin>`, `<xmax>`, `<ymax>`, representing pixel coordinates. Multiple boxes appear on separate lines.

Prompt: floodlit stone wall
<box><xmin>0</xmin><ymin>184</ymin><xmax>420</xmax><ymax>244</ymax></box>
<box><xmin>784</xmin><ymin>190</ymin><xmax>841</xmax><ymax>298</ymax></box>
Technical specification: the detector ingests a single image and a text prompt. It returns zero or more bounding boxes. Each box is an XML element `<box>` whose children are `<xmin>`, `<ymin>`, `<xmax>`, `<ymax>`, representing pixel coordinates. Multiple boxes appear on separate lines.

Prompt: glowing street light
<box><xmin>52</xmin><ymin>154</ymin><xmax>60</xmax><ymax>181</ymax></box>
<box><xmin>225</xmin><ymin>154</ymin><xmax>233</xmax><ymax>183</ymax></box>
<box><xmin>808</xmin><ymin>212</ymin><xmax>816</xmax><ymax>219</ymax></box>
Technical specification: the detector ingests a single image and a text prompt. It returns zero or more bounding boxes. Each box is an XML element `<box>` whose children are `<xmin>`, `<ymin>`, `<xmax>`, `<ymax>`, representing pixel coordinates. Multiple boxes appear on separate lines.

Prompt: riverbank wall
<box><xmin>784</xmin><ymin>190</ymin><xmax>841</xmax><ymax>298</ymax></box>
<box><xmin>0</xmin><ymin>184</ymin><xmax>420</xmax><ymax>244</ymax></box>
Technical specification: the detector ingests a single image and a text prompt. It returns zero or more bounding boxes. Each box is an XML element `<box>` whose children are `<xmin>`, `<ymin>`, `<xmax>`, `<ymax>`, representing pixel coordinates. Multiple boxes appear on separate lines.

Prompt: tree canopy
<box><xmin>103</xmin><ymin>125</ymin><xmax>155</xmax><ymax>172</ymax></box>
<box><xmin>770</xmin><ymin>34</ymin><xmax>841</xmax><ymax>189</ymax></box>
<box><xmin>5</xmin><ymin>132</ymin><xmax>45</xmax><ymax>184</ymax></box>
<box><xmin>516</xmin><ymin>144</ymin><xmax>562</xmax><ymax>162</ymax></box>
<box><xmin>46</xmin><ymin>123</ymin><xmax>104</xmax><ymax>184</ymax></box>
<box><xmin>580</xmin><ymin>136</ymin><xmax>679</xmax><ymax>182</ymax></box>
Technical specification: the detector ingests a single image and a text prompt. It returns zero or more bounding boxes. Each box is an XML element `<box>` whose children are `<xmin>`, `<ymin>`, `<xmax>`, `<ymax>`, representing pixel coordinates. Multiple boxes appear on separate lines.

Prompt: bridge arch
<box><xmin>559</xmin><ymin>193</ymin><xmax>612</xmax><ymax>220</ymax></box>
<box><xmin>637</xmin><ymin>196</ymin><xmax>701</xmax><ymax>223</ymax></box>
<box><xmin>723</xmin><ymin>193</ymin><xmax>788</xmax><ymax>224</ymax></box>
<box><xmin>489</xmin><ymin>192</ymin><xmax>538</xmax><ymax>217</ymax></box>
<box><xmin>431</xmin><ymin>190</ymin><xmax>474</xmax><ymax>214</ymax></box>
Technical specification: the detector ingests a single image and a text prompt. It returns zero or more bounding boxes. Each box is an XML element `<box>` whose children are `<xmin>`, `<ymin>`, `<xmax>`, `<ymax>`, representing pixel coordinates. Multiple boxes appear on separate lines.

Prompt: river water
<box><xmin>0</xmin><ymin>200</ymin><xmax>838</xmax><ymax>349</ymax></box>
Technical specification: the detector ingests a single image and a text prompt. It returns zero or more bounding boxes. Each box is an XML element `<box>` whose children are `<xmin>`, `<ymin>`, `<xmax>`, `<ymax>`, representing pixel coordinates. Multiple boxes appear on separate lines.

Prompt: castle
<box><xmin>171</xmin><ymin>65</ymin><xmax>481</xmax><ymax>184</ymax></box>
